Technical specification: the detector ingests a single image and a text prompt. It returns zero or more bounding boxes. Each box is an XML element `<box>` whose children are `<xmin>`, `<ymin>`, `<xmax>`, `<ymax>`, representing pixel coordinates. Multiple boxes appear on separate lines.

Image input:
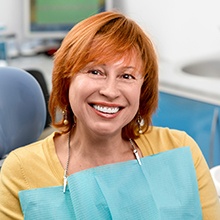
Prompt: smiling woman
<box><xmin>49</xmin><ymin>13</ymin><xmax>158</xmax><ymax>138</ymax></box>
<box><xmin>0</xmin><ymin>11</ymin><xmax>220</xmax><ymax>220</ymax></box>
<box><xmin>68</xmin><ymin>55</ymin><xmax>144</xmax><ymax>139</ymax></box>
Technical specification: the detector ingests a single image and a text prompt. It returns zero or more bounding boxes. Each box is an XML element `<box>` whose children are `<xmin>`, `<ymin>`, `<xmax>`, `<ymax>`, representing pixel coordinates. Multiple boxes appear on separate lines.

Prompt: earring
<box><xmin>137</xmin><ymin>115</ymin><xmax>145</xmax><ymax>134</ymax></box>
<box><xmin>62</xmin><ymin>110</ymin><xmax>69</xmax><ymax>125</ymax></box>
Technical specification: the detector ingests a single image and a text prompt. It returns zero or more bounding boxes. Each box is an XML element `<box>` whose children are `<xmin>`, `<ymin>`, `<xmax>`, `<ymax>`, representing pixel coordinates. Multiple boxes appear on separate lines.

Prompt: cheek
<box><xmin>132</xmin><ymin>82</ymin><xmax>143</xmax><ymax>103</ymax></box>
<box><xmin>133</xmin><ymin>92</ymin><xmax>141</xmax><ymax>111</ymax></box>
<box><xmin>134</xmin><ymin>84</ymin><xmax>143</xmax><ymax>111</ymax></box>
<box><xmin>125</xmin><ymin>84</ymin><xmax>142</xmax><ymax>112</ymax></box>
<box><xmin>68</xmin><ymin>77</ymin><xmax>96</xmax><ymax>107</ymax></box>
<box><xmin>69</xmin><ymin>75</ymin><xmax>88</xmax><ymax>95</ymax></box>
<box><xmin>68</xmin><ymin>79</ymin><xmax>83</xmax><ymax>107</ymax></box>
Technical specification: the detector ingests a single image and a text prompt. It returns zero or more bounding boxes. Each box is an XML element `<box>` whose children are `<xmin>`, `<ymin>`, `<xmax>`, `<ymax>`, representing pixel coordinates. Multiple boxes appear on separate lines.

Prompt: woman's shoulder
<box><xmin>135</xmin><ymin>126</ymin><xmax>200</xmax><ymax>157</ymax></box>
<box><xmin>0</xmin><ymin>131</ymin><xmax>63</xmax><ymax>193</ymax></box>
<box><xmin>1</xmin><ymin>132</ymin><xmax>56</xmax><ymax>172</ymax></box>
<box><xmin>10</xmin><ymin>132</ymin><xmax>55</xmax><ymax>158</ymax></box>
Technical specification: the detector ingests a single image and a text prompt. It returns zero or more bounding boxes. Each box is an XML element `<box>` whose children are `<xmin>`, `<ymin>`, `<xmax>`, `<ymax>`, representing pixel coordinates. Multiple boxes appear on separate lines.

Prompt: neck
<box><xmin>66</xmin><ymin>126</ymin><xmax>135</xmax><ymax>173</ymax></box>
<box><xmin>71</xmin><ymin>127</ymin><xmax>130</xmax><ymax>160</ymax></box>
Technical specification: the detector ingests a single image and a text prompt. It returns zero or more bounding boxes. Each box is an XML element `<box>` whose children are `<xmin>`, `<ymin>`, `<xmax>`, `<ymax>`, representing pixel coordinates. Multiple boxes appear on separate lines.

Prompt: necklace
<box><xmin>63</xmin><ymin>131</ymin><xmax>142</xmax><ymax>193</ymax></box>
<box><xmin>63</xmin><ymin>130</ymin><xmax>71</xmax><ymax>193</ymax></box>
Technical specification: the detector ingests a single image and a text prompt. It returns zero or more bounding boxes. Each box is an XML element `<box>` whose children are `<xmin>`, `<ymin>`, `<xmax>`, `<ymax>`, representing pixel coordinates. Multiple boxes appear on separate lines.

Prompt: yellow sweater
<box><xmin>0</xmin><ymin>127</ymin><xmax>220</xmax><ymax>219</ymax></box>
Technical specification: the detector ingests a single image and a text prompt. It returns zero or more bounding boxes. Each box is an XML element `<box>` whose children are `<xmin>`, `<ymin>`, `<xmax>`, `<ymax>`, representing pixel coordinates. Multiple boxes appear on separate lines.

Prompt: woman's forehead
<box><xmin>88</xmin><ymin>50</ymin><xmax>142</xmax><ymax>69</ymax></box>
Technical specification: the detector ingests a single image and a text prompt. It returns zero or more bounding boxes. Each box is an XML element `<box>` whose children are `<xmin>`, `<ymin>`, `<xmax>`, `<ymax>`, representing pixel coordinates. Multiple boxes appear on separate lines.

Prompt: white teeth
<box><xmin>93</xmin><ymin>105</ymin><xmax>120</xmax><ymax>114</ymax></box>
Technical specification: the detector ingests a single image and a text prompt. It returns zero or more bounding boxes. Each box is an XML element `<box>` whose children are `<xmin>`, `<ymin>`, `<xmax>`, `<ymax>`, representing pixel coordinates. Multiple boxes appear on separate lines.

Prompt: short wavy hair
<box><xmin>49</xmin><ymin>11</ymin><xmax>158</xmax><ymax>139</ymax></box>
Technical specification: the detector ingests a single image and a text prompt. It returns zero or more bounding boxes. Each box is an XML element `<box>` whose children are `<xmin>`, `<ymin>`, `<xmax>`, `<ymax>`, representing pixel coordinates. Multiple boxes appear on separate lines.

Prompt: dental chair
<box><xmin>0</xmin><ymin>66</ymin><xmax>46</xmax><ymax>162</ymax></box>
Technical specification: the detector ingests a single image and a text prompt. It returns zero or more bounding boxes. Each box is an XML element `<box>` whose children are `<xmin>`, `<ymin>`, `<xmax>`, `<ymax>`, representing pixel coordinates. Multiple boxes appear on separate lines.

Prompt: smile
<box><xmin>92</xmin><ymin>105</ymin><xmax>120</xmax><ymax>114</ymax></box>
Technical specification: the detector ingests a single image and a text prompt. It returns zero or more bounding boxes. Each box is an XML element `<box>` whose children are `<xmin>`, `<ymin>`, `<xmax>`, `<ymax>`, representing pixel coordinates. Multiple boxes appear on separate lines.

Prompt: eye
<box><xmin>88</xmin><ymin>69</ymin><xmax>105</xmax><ymax>76</ymax></box>
<box><xmin>122</xmin><ymin>73</ymin><xmax>135</xmax><ymax>80</ymax></box>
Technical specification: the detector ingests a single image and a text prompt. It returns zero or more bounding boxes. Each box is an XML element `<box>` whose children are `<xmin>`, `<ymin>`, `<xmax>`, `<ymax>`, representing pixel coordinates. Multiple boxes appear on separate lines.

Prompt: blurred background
<box><xmin>1</xmin><ymin>0</ymin><xmax>220</xmax><ymax>62</ymax></box>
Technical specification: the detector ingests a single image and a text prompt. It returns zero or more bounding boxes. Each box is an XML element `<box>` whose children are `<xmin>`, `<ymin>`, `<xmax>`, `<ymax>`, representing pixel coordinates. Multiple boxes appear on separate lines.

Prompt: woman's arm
<box><xmin>184</xmin><ymin>134</ymin><xmax>220</xmax><ymax>219</ymax></box>
<box><xmin>0</xmin><ymin>152</ymin><xmax>25</xmax><ymax>220</ymax></box>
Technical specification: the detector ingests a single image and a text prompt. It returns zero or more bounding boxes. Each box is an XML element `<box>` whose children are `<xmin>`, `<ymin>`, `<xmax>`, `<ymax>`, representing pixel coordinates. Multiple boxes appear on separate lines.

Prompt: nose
<box><xmin>99</xmin><ymin>77</ymin><xmax>120</xmax><ymax>100</ymax></box>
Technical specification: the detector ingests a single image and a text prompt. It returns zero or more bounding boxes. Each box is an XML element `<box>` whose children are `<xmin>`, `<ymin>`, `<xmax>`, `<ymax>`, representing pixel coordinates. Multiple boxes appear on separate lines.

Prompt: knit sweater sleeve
<box><xmin>0</xmin><ymin>132</ymin><xmax>63</xmax><ymax>219</ymax></box>
<box><xmin>0</xmin><ymin>151</ymin><xmax>27</xmax><ymax>220</ymax></box>
<box><xmin>183</xmin><ymin>133</ymin><xmax>220</xmax><ymax>219</ymax></box>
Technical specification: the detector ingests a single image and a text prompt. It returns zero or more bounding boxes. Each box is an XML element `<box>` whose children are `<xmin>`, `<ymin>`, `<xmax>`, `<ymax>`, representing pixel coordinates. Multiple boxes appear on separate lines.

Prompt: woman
<box><xmin>0</xmin><ymin>11</ymin><xmax>219</xmax><ymax>219</ymax></box>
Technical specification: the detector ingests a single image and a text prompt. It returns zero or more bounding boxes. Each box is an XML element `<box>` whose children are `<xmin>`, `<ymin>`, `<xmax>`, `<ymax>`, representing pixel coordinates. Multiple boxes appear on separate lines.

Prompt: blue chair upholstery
<box><xmin>0</xmin><ymin>66</ymin><xmax>46</xmax><ymax>159</ymax></box>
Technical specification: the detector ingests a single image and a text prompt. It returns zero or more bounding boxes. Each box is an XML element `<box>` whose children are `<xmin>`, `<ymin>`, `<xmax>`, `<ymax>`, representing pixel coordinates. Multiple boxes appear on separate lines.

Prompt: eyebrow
<box><xmin>84</xmin><ymin>62</ymin><xmax>139</xmax><ymax>72</ymax></box>
<box><xmin>121</xmin><ymin>66</ymin><xmax>136</xmax><ymax>70</ymax></box>
<box><xmin>101</xmin><ymin>64</ymin><xmax>137</xmax><ymax>70</ymax></box>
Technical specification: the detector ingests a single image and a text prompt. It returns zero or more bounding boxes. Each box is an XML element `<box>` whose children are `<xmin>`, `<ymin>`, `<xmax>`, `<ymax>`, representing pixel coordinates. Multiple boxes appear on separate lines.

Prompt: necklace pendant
<box><xmin>129</xmin><ymin>138</ymin><xmax>142</xmax><ymax>166</ymax></box>
<box><xmin>63</xmin><ymin>171</ymin><xmax>68</xmax><ymax>193</ymax></box>
<box><xmin>133</xmin><ymin>149</ymin><xmax>142</xmax><ymax>166</ymax></box>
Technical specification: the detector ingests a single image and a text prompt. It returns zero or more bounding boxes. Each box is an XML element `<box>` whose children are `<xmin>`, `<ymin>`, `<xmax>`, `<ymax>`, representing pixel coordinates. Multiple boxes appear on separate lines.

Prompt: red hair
<box><xmin>49</xmin><ymin>11</ymin><xmax>158</xmax><ymax>139</ymax></box>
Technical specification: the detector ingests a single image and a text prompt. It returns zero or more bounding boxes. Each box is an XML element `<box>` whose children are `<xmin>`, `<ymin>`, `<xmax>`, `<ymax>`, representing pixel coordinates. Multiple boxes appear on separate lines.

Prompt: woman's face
<box><xmin>68</xmin><ymin>54</ymin><xmax>144</xmax><ymax>137</ymax></box>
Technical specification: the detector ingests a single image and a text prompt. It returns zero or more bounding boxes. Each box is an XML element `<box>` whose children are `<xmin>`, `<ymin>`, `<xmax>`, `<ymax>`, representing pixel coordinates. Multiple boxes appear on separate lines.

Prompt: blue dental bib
<box><xmin>19</xmin><ymin>147</ymin><xmax>202</xmax><ymax>219</ymax></box>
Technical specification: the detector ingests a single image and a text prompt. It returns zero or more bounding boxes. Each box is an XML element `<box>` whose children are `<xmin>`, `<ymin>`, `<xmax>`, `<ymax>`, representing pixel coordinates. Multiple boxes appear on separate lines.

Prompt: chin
<box><xmin>91</xmin><ymin>125</ymin><xmax>120</xmax><ymax>137</ymax></box>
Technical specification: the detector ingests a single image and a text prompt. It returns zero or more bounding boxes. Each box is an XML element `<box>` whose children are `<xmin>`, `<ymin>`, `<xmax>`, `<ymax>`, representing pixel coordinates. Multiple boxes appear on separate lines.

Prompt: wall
<box><xmin>113</xmin><ymin>0</ymin><xmax>220</xmax><ymax>62</ymax></box>
<box><xmin>1</xmin><ymin>0</ymin><xmax>220</xmax><ymax>62</ymax></box>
